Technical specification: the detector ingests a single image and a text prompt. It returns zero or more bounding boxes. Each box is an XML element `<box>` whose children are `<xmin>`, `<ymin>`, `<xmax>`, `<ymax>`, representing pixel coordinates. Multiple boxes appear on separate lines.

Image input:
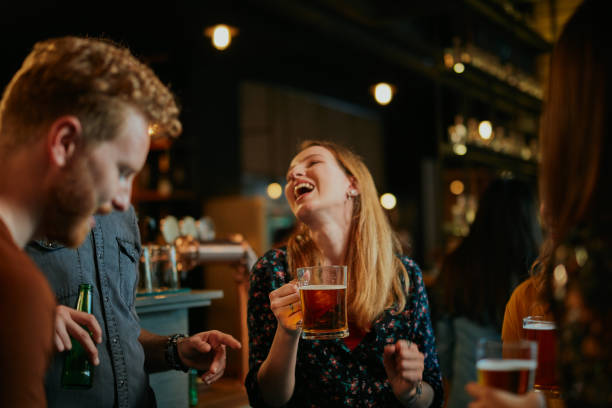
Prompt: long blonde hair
<box><xmin>286</xmin><ymin>140</ymin><xmax>409</xmax><ymax>331</ymax></box>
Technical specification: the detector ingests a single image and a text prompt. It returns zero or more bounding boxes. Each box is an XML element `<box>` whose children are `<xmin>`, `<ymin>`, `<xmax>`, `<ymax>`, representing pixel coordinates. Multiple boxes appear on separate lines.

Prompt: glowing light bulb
<box><xmin>478</xmin><ymin>121</ymin><xmax>493</xmax><ymax>140</ymax></box>
<box><xmin>380</xmin><ymin>193</ymin><xmax>397</xmax><ymax>210</ymax></box>
<box><xmin>267</xmin><ymin>183</ymin><xmax>282</xmax><ymax>199</ymax></box>
<box><xmin>373</xmin><ymin>83</ymin><xmax>393</xmax><ymax>105</ymax></box>
<box><xmin>453</xmin><ymin>63</ymin><xmax>465</xmax><ymax>74</ymax></box>
<box><xmin>212</xmin><ymin>25</ymin><xmax>231</xmax><ymax>50</ymax></box>
<box><xmin>450</xmin><ymin>180</ymin><xmax>464</xmax><ymax>195</ymax></box>
<box><xmin>453</xmin><ymin>143</ymin><xmax>467</xmax><ymax>156</ymax></box>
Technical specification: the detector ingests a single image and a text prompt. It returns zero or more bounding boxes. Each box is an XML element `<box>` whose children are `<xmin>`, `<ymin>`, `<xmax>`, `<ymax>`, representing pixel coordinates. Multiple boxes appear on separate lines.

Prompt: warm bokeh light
<box><xmin>521</xmin><ymin>147</ymin><xmax>532</xmax><ymax>160</ymax></box>
<box><xmin>466</xmin><ymin>209</ymin><xmax>476</xmax><ymax>224</ymax></box>
<box><xmin>460</xmin><ymin>52</ymin><xmax>471</xmax><ymax>63</ymax></box>
<box><xmin>380</xmin><ymin>193</ymin><xmax>397</xmax><ymax>210</ymax></box>
<box><xmin>450</xmin><ymin>180</ymin><xmax>464</xmax><ymax>195</ymax></box>
<box><xmin>267</xmin><ymin>182</ymin><xmax>283</xmax><ymax>199</ymax></box>
<box><xmin>575</xmin><ymin>247</ymin><xmax>588</xmax><ymax>267</ymax></box>
<box><xmin>212</xmin><ymin>24</ymin><xmax>231</xmax><ymax>50</ymax></box>
<box><xmin>455</xmin><ymin>123</ymin><xmax>467</xmax><ymax>139</ymax></box>
<box><xmin>443</xmin><ymin>52</ymin><xmax>454</xmax><ymax>68</ymax></box>
<box><xmin>373</xmin><ymin>83</ymin><xmax>393</xmax><ymax>105</ymax></box>
<box><xmin>453</xmin><ymin>143</ymin><xmax>467</xmax><ymax>155</ymax></box>
<box><xmin>453</xmin><ymin>63</ymin><xmax>465</xmax><ymax>74</ymax></box>
<box><xmin>478</xmin><ymin>120</ymin><xmax>493</xmax><ymax>140</ymax></box>
<box><xmin>553</xmin><ymin>264</ymin><xmax>568</xmax><ymax>286</ymax></box>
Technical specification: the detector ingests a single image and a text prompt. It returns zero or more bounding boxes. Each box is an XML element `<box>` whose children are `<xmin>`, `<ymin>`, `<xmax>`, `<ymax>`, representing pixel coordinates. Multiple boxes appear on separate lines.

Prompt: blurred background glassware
<box><xmin>139</xmin><ymin>244</ymin><xmax>180</xmax><ymax>293</ymax></box>
<box><xmin>196</xmin><ymin>216</ymin><xmax>215</xmax><ymax>241</ymax></box>
<box><xmin>179</xmin><ymin>216</ymin><xmax>199</xmax><ymax>238</ymax></box>
<box><xmin>476</xmin><ymin>339</ymin><xmax>537</xmax><ymax>394</ymax></box>
<box><xmin>467</xmin><ymin>118</ymin><xmax>479</xmax><ymax>144</ymax></box>
<box><xmin>161</xmin><ymin>215</ymin><xmax>180</xmax><ymax>244</ymax></box>
<box><xmin>139</xmin><ymin>246</ymin><xmax>154</xmax><ymax>293</ymax></box>
<box><xmin>174</xmin><ymin>235</ymin><xmax>200</xmax><ymax>273</ymax></box>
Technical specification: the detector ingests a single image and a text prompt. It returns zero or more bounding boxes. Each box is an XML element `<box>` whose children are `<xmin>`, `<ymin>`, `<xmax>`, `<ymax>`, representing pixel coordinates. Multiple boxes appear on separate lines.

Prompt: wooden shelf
<box><xmin>463</xmin><ymin>0</ymin><xmax>551</xmax><ymax>52</ymax></box>
<box><xmin>440</xmin><ymin>65</ymin><xmax>542</xmax><ymax>116</ymax></box>
<box><xmin>440</xmin><ymin>142</ymin><xmax>538</xmax><ymax>177</ymax></box>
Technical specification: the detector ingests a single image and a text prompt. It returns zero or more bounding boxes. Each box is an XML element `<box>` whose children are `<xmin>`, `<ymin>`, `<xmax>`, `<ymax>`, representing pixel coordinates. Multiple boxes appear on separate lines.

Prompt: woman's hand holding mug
<box><xmin>269</xmin><ymin>282</ymin><xmax>302</xmax><ymax>334</ymax></box>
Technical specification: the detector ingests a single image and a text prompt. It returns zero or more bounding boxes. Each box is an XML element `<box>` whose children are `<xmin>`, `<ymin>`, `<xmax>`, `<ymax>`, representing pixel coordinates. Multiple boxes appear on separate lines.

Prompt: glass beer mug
<box><xmin>476</xmin><ymin>339</ymin><xmax>538</xmax><ymax>394</ymax></box>
<box><xmin>297</xmin><ymin>265</ymin><xmax>348</xmax><ymax>340</ymax></box>
<box><xmin>522</xmin><ymin>316</ymin><xmax>559</xmax><ymax>394</ymax></box>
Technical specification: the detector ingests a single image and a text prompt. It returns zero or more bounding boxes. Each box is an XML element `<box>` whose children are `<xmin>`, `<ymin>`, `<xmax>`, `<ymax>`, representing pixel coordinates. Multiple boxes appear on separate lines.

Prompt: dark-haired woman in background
<box><xmin>434</xmin><ymin>177</ymin><xmax>542</xmax><ymax>407</ymax></box>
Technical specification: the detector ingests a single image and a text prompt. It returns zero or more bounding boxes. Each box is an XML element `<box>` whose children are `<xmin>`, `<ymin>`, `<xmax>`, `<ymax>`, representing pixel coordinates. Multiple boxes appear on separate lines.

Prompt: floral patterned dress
<box><xmin>245</xmin><ymin>248</ymin><xmax>443</xmax><ymax>407</ymax></box>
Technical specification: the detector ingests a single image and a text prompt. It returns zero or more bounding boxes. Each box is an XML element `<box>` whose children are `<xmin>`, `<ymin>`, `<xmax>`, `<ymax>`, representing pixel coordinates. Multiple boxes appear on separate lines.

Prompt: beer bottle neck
<box><xmin>76</xmin><ymin>284</ymin><xmax>93</xmax><ymax>313</ymax></box>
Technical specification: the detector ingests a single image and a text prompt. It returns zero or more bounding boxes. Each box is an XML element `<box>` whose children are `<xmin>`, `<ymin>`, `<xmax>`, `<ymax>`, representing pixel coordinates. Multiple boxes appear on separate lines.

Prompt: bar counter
<box><xmin>136</xmin><ymin>289</ymin><xmax>224</xmax><ymax>408</ymax></box>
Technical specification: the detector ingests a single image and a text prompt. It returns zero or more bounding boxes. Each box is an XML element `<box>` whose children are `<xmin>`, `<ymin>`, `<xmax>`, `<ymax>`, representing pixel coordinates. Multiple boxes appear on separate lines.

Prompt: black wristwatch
<box><xmin>165</xmin><ymin>333</ymin><xmax>189</xmax><ymax>372</ymax></box>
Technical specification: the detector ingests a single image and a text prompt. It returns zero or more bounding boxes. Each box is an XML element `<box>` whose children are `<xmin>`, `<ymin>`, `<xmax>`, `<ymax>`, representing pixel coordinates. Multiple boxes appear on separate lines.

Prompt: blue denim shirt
<box><xmin>26</xmin><ymin>208</ymin><xmax>156</xmax><ymax>408</ymax></box>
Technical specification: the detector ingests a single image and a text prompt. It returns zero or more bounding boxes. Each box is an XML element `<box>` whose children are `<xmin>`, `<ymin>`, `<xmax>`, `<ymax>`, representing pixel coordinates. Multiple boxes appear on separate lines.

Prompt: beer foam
<box><xmin>524</xmin><ymin>322</ymin><xmax>556</xmax><ymax>330</ymax></box>
<box><xmin>300</xmin><ymin>285</ymin><xmax>346</xmax><ymax>290</ymax></box>
<box><xmin>477</xmin><ymin>359</ymin><xmax>537</xmax><ymax>371</ymax></box>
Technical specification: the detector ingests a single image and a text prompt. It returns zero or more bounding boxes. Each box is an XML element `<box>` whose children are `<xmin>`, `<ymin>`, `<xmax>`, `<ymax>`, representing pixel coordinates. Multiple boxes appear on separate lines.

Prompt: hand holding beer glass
<box><xmin>476</xmin><ymin>339</ymin><xmax>538</xmax><ymax>394</ymax></box>
<box><xmin>297</xmin><ymin>265</ymin><xmax>348</xmax><ymax>340</ymax></box>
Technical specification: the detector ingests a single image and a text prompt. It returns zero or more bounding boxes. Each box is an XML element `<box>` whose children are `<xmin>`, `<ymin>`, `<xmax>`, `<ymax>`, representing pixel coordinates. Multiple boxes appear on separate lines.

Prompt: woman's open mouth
<box><xmin>294</xmin><ymin>182</ymin><xmax>314</xmax><ymax>201</ymax></box>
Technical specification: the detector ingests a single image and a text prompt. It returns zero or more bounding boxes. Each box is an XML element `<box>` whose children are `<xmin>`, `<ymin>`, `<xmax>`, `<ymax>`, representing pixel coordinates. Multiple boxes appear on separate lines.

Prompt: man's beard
<box><xmin>37</xmin><ymin>160</ymin><xmax>97</xmax><ymax>248</ymax></box>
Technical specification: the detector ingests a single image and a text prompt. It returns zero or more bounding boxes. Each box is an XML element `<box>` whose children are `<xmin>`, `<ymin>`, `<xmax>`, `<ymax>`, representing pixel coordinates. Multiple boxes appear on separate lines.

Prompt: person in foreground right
<box><xmin>466</xmin><ymin>0</ymin><xmax>612</xmax><ymax>407</ymax></box>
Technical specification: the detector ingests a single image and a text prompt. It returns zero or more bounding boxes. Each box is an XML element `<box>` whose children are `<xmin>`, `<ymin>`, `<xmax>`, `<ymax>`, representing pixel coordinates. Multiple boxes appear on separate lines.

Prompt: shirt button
<box><xmin>113</xmin><ymin>337</ymin><xmax>118</xmax><ymax>344</ymax></box>
<box><xmin>119</xmin><ymin>380</ymin><xmax>125</xmax><ymax>387</ymax></box>
<box><xmin>105</xmin><ymin>296</ymin><xmax>110</xmax><ymax>302</ymax></box>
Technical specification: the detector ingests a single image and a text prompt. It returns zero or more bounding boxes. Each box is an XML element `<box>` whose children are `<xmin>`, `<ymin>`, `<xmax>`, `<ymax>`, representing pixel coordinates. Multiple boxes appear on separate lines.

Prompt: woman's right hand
<box><xmin>268</xmin><ymin>282</ymin><xmax>302</xmax><ymax>334</ymax></box>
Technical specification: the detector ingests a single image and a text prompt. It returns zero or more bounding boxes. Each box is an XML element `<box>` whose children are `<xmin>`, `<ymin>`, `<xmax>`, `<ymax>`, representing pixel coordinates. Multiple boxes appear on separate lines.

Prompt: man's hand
<box><xmin>465</xmin><ymin>383</ymin><xmax>544</xmax><ymax>408</ymax></box>
<box><xmin>54</xmin><ymin>305</ymin><xmax>102</xmax><ymax>365</ymax></box>
<box><xmin>177</xmin><ymin>330</ymin><xmax>241</xmax><ymax>384</ymax></box>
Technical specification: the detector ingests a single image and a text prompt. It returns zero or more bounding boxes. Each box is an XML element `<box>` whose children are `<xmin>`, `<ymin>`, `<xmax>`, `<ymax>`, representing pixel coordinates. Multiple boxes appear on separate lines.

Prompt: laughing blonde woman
<box><xmin>245</xmin><ymin>140</ymin><xmax>442</xmax><ymax>407</ymax></box>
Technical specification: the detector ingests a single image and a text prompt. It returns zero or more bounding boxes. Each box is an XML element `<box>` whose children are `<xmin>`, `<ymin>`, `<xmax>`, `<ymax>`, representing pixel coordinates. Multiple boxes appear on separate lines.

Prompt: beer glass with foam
<box><xmin>297</xmin><ymin>265</ymin><xmax>348</xmax><ymax>340</ymax></box>
<box><xmin>523</xmin><ymin>316</ymin><xmax>559</xmax><ymax>393</ymax></box>
<box><xmin>476</xmin><ymin>339</ymin><xmax>537</xmax><ymax>394</ymax></box>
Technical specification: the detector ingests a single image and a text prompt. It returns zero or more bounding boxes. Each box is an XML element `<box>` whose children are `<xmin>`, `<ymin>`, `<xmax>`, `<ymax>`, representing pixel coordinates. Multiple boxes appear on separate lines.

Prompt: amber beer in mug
<box><xmin>297</xmin><ymin>265</ymin><xmax>348</xmax><ymax>340</ymax></box>
<box><xmin>476</xmin><ymin>339</ymin><xmax>537</xmax><ymax>394</ymax></box>
<box><xmin>523</xmin><ymin>316</ymin><xmax>558</xmax><ymax>392</ymax></box>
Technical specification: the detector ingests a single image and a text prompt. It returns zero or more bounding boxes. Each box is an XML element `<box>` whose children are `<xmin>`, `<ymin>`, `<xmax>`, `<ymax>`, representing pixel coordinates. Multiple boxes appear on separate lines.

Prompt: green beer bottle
<box><xmin>61</xmin><ymin>283</ymin><xmax>94</xmax><ymax>389</ymax></box>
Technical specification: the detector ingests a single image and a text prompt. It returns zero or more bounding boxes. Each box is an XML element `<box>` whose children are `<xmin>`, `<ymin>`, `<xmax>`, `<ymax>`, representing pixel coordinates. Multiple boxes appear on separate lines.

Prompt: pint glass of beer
<box><xmin>523</xmin><ymin>316</ymin><xmax>559</xmax><ymax>392</ymax></box>
<box><xmin>476</xmin><ymin>339</ymin><xmax>537</xmax><ymax>394</ymax></box>
<box><xmin>297</xmin><ymin>265</ymin><xmax>348</xmax><ymax>340</ymax></box>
